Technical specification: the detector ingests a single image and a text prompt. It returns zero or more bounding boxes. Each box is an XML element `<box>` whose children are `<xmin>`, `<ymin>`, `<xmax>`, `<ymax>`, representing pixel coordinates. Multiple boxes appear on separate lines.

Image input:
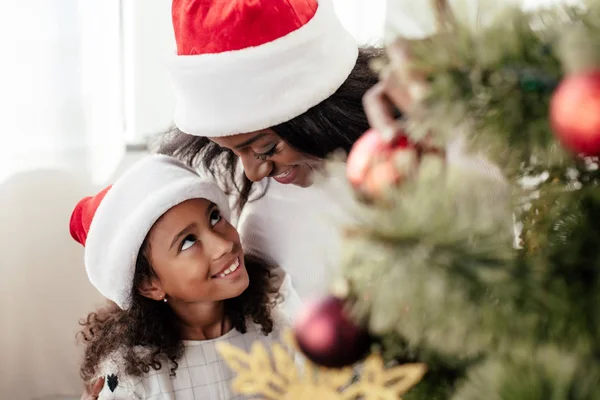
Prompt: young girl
<box><xmin>70</xmin><ymin>155</ymin><xmax>286</xmax><ymax>399</ymax></box>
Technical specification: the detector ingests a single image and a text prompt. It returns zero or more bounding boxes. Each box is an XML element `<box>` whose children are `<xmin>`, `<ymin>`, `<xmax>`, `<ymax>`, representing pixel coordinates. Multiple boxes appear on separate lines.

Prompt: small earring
<box><xmin>163</xmin><ymin>296</ymin><xmax>167</xmax><ymax>303</ymax></box>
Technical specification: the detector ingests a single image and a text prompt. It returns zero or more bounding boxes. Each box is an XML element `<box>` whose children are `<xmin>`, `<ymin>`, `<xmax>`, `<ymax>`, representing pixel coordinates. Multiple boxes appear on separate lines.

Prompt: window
<box><xmin>0</xmin><ymin>1</ymin><xmax>124</xmax><ymax>184</ymax></box>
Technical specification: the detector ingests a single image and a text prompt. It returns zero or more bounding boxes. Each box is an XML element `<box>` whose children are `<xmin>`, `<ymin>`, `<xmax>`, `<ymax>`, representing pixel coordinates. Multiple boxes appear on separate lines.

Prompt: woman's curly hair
<box><xmin>78</xmin><ymin>240</ymin><xmax>278</xmax><ymax>382</ymax></box>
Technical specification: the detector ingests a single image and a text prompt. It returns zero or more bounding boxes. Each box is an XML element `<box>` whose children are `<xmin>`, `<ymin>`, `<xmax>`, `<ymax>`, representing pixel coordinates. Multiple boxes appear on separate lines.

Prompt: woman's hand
<box><xmin>80</xmin><ymin>377</ymin><xmax>104</xmax><ymax>400</ymax></box>
<box><xmin>363</xmin><ymin>39</ymin><xmax>428</xmax><ymax>142</ymax></box>
<box><xmin>364</xmin><ymin>0</ymin><xmax>453</xmax><ymax>140</ymax></box>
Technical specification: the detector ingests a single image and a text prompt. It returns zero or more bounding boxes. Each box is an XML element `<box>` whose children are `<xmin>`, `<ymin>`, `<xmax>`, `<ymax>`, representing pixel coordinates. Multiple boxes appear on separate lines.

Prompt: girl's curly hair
<box><xmin>78</xmin><ymin>241</ymin><xmax>278</xmax><ymax>382</ymax></box>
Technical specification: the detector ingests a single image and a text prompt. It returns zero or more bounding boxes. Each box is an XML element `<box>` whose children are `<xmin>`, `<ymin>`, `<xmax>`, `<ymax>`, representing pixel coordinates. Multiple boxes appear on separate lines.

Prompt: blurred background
<box><xmin>0</xmin><ymin>0</ymin><xmax>574</xmax><ymax>398</ymax></box>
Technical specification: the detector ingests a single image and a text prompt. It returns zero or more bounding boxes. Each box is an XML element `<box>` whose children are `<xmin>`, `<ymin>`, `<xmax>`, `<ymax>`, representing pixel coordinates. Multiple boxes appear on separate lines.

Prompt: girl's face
<box><xmin>144</xmin><ymin>198</ymin><xmax>249</xmax><ymax>303</ymax></box>
<box><xmin>209</xmin><ymin>129</ymin><xmax>321</xmax><ymax>187</ymax></box>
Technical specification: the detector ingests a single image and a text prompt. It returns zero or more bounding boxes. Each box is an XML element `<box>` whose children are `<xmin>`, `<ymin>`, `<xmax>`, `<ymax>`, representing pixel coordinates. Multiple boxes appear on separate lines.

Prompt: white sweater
<box><xmin>95</xmin><ymin>321</ymin><xmax>289</xmax><ymax>400</ymax></box>
<box><xmin>237</xmin><ymin>165</ymin><xmax>357</xmax><ymax>312</ymax></box>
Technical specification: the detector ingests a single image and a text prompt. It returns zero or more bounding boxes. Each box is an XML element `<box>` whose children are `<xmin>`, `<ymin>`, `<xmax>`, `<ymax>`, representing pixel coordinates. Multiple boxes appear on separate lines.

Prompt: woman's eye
<box><xmin>254</xmin><ymin>143</ymin><xmax>278</xmax><ymax>161</ymax></box>
<box><xmin>180</xmin><ymin>234</ymin><xmax>197</xmax><ymax>251</ymax></box>
<box><xmin>210</xmin><ymin>209</ymin><xmax>222</xmax><ymax>226</ymax></box>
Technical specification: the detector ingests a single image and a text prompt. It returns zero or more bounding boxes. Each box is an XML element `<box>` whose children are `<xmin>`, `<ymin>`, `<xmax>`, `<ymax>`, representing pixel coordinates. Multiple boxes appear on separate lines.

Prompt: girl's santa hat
<box><xmin>169</xmin><ymin>0</ymin><xmax>358</xmax><ymax>137</ymax></box>
<box><xmin>69</xmin><ymin>155</ymin><xmax>230</xmax><ymax>310</ymax></box>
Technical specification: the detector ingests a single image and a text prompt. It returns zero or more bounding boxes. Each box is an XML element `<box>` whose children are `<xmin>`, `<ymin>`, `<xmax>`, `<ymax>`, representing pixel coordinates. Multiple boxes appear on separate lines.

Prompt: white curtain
<box><xmin>0</xmin><ymin>0</ymin><xmax>124</xmax><ymax>186</ymax></box>
<box><xmin>0</xmin><ymin>1</ymin><xmax>123</xmax><ymax>399</ymax></box>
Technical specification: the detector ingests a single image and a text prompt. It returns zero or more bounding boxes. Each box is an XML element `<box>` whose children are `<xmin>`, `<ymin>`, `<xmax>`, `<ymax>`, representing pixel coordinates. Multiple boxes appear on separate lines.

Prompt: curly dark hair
<box><xmin>157</xmin><ymin>47</ymin><xmax>382</xmax><ymax>211</ymax></box>
<box><xmin>78</xmin><ymin>240</ymin><xmax>277</xmax><ymax>382</ymax></box>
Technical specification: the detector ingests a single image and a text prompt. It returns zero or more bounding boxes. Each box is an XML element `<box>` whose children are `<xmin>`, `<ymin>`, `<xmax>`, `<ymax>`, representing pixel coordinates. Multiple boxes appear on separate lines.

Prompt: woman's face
<box><xmin>209</xmin><ymin>129</ymin><xmax>321</xmax><ymax>187</ymax></box>
<box><xmin>144</xmin><ymin>198</ymin><xmax>249</xmax><ymax>304</ymax></box>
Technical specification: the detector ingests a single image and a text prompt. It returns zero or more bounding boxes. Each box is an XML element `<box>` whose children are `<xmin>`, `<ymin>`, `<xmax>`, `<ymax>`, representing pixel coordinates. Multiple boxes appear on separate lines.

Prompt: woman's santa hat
<box><xmin>69</xmin><ymin>155</ymin><xmax>230</xmax><ymax>310</ymax></box>
<box><xmin>168</xmin><ymin>0</ymin><xmax>359</xmax><ymax>137</ymax></box>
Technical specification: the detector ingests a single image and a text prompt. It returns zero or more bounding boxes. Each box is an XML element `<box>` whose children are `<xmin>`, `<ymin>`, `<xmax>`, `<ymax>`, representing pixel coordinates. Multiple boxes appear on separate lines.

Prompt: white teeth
<box><xmin>217</xmin><ymin>258</ymin><xmax>240</xmax><ymax>277</ymax></box>
<box><xmin>275</xmin><ymin>169</ymin><xmax>291</xmax><ymax>178</ymax></box>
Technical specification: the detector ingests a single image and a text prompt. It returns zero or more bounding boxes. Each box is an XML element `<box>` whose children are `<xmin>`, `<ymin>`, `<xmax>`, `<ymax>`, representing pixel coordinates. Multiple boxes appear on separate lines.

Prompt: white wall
<box><xmin>333</xmin><ymin>0</ymin><xmax>387</xmax><ymax>45</ymax></box>
<box><xmin>122</xmin><ymin>0</ymin><xmax>176</xmax><ymax>145</ymax></box>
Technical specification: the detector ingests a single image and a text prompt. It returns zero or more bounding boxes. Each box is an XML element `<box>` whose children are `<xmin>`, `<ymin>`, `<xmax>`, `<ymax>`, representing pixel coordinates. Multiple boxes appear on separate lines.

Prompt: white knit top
<box><xmin>237</xmin><ymin>165</ymin><xmax>357</xmax><ymax>312</ymax></box>
<box><xmin>95</xmin><ymin>321</ymin><xmax>289</xmax><ymax>400</ymax></box>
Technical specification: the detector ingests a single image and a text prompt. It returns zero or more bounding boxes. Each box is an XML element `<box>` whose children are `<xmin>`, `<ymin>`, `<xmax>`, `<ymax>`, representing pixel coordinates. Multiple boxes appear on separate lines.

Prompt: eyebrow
<box><xmin>169</xmin><ymin>222</ymin><xmax>196</xmax><ymax>250</ymax></box>
<box><xmin>234</xmin><ymin>132</ymin><xmax>270</xmax><ymax>149</ymax></box>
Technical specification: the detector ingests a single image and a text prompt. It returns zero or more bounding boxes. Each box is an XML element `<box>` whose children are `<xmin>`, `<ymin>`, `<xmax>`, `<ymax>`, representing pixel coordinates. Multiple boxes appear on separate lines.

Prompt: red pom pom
<box><xmin>294</xmin><ymin>296</ymin><xmax>371</xmax><ymax>368</ymax></box>
<box><xmin>346</xmin><ymin>129</ymin><xmax>416</xmax><ymax>198</ymax></box>
<box><xmin>550</xmin><ymin>70</ymin><xmax>600</xmax><ymax>156</ymax></box>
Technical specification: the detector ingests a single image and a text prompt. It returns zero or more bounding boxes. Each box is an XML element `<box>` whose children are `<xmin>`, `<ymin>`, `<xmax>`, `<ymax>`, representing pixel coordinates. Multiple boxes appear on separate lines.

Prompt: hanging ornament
<box><xmin>293</xmin><ymin>296</ymin><xmax>372</xmax><ymax>368</ymax></box>
<box><xmin>550</xmin><ymin>69</ymin><xmax>600</xmax><ymax>156</ymax></box>
<box><xmin>346</xmin><ymin>129</ymin><xmax>418</xmax><ymax>199</ymax></box>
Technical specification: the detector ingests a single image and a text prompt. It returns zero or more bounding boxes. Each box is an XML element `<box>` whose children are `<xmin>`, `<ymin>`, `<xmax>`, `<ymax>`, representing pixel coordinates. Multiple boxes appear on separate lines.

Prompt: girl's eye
<box><xmin>180</xmin><ymin>234</ymin><xmax>197</xmax><ymax>251</ymax></box>
<box><xmin>254</xmin><ymin>143</ymin><xmax>279</xmax><ymax>161</ymax></box>
<box><xmin>210</xmin><ymin>209</ymin><xmax>222</xmax><ymax>226</ymax></box>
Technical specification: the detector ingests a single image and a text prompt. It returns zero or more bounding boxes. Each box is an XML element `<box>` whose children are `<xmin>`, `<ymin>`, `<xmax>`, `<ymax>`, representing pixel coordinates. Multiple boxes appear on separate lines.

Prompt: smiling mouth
<box><xmin>273</xmin><ymin>169</ymin><xmax>292</xmax><ymax>179</ymax></box>
<box><xmin>271</xmin><ymin>165</ymin><xmax>300</xmax><ymax>184</ymax></box>
<box><xmin>212</xmin><ymin>257</ymin><xmax>241</xmax><ymax>278</ymax></box>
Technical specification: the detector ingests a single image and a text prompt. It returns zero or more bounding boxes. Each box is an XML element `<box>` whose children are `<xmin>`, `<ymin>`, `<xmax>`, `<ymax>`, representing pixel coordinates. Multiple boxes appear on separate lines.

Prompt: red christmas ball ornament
<box><xmin>294</xmin><ymin>296</ymin><xmax>372</xmax><ymax>368</ymax></box>
<box><xmin>550</xmin><ymin>69</ymin><xmax>600</xmax><ymax>156</ymax></box>
<box><xmin>346</xmin><ymin>128</ymin><xmax>417</xmax><ymax>198</ymax></box>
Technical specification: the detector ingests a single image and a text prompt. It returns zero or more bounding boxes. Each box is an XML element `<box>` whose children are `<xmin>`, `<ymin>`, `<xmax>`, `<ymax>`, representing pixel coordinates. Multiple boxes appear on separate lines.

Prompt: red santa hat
<box><xmin>168</xmin><ymin>0</ymin><xmax>359</xmax><ymax>137</ymax></box>
<box><xmin>69</xmin><ymin>155</ymin><xmax>230</xmax><ymax>309</ymax></box>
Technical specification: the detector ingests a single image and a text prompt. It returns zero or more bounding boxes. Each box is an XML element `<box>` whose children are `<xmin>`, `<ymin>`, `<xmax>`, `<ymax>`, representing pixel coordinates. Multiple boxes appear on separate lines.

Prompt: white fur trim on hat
<box><xmin>168</xmin><ymin>0</ymin><xmax>358</xmax><ymax>137</ymax></box>
<box><xmin>84</xmin><ymin>155</ymin><xmax>230</xmax><ymax>309</ymax></box>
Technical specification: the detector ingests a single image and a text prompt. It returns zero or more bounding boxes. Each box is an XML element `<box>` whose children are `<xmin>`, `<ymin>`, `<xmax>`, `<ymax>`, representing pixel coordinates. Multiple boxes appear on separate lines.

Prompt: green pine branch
<box><xmin>337</xmin><ymin>1</ymin><xmax>600</xmax><ymax>398</ymax></box>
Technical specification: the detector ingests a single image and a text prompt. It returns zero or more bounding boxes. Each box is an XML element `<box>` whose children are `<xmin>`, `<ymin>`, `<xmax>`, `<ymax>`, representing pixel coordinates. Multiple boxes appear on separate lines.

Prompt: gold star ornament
<box><xmin>216</xmin><ymin>330</ymin><xmax>426</xmax><ymax>400</ymax></box>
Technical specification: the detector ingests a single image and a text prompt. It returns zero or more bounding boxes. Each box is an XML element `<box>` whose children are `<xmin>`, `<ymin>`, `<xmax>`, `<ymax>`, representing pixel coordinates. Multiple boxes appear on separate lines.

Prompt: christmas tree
<box><xmin>217</xmin><ymin>0</ymin><xmax>600</xmax><ymax>398</ymax></box>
